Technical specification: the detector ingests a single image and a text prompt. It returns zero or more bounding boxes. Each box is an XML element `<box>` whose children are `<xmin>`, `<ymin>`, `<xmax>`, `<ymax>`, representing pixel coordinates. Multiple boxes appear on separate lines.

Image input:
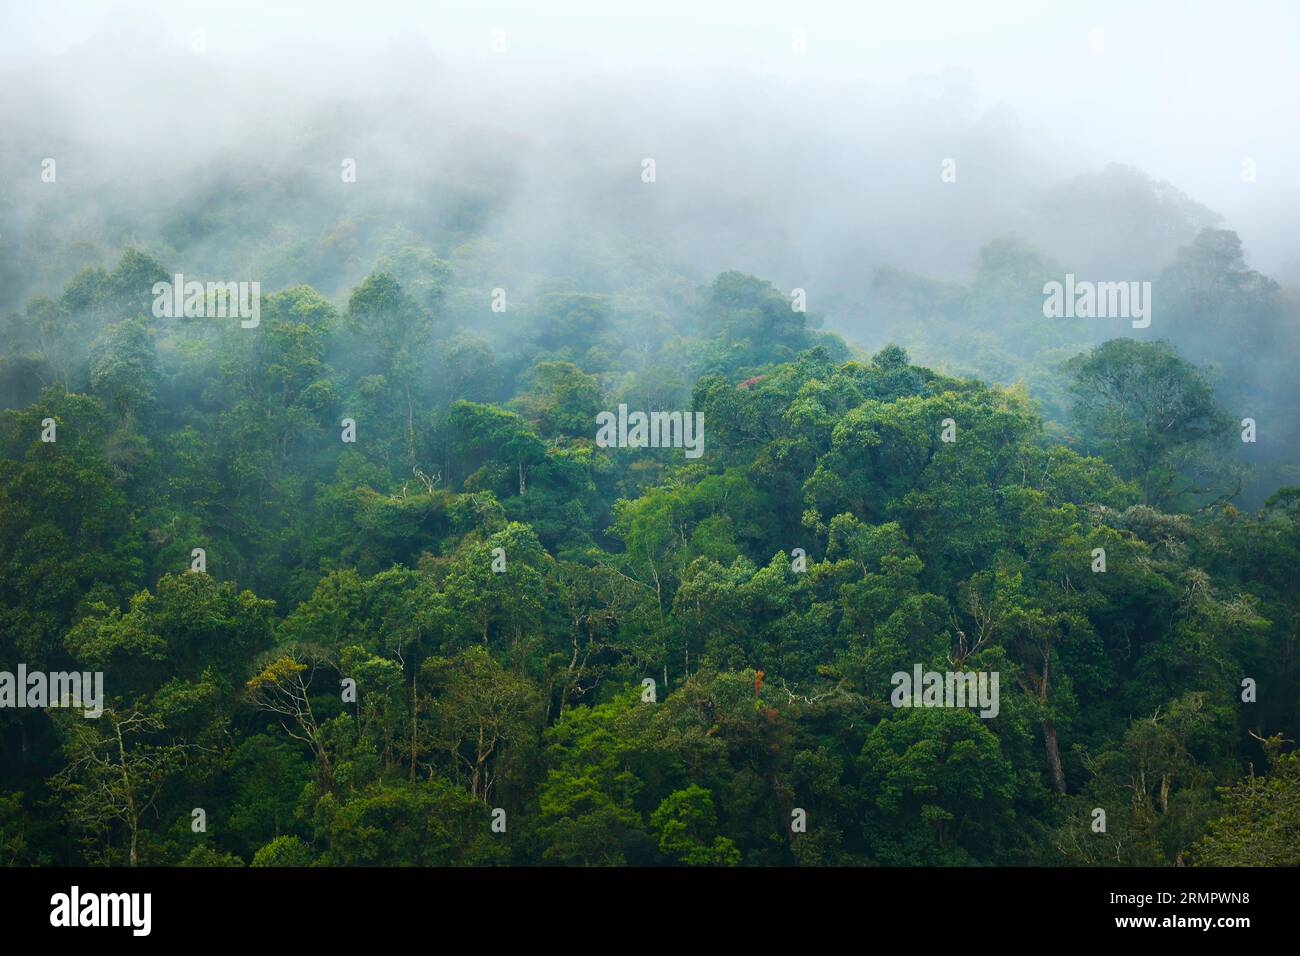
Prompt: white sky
<box><xmin>3</xmin><ymin>1</ymin><xmax>1297</xmax><ymax>208</ymax></box>
<box><xmin>3</xmin><ymin>1</ymin><xmax>1297</xmax><ymax>268</ymax></box>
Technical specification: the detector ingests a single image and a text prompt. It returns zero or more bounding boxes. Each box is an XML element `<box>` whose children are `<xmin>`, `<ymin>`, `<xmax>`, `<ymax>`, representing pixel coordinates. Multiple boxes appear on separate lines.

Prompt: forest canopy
<box><xmin>1</xmin><ymin>237</ymin><xmax>1296</xmax><ymax>866</ymax></box>
<box><xmin>2</xmin><ymin>6</ymin><xmax>1299</xmax><ymax>869</ymax></box>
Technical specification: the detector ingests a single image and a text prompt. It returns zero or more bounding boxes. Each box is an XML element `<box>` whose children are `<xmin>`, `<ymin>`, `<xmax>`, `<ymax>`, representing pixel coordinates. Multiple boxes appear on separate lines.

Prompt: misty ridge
<box><xmin>5</xmin><ymin>14</ymin><xmax>1298</xmax><ymax>506</ymax></box>
<box><xmin>5</xmin><ymin>17</ymin><xmax>1294</xmax><ymax>421</ymax></box>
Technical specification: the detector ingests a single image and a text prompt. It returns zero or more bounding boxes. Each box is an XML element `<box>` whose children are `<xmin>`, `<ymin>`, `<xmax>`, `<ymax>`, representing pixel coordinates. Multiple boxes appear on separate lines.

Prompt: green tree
<box><xmin>50</xmin><ymin>706</ymin><xmax>191</xmax><ymax>866</ymax></box>
<box><xmin>650</xmin><ymin>785</ymin><xmax>740</xmax><ymax>865</ymax></box>
<box><xmin>251</xmin><ymin>835</ymin><xmax>316</xmax><ymax>867</ymax></box>
<box><xmin>1067</xmin><ymin>338</ymin><xmax>1234</xmax><ymax>509</ymax></box>
<box><xmin>1194</xmin><ymin>743</ymin><xmax>1300</xmax><ymax>866</ymax></box>
<box><xmin>424</xmin><ymin>645</ymin><xmax>542</xmax><ymax>803</ymax></box>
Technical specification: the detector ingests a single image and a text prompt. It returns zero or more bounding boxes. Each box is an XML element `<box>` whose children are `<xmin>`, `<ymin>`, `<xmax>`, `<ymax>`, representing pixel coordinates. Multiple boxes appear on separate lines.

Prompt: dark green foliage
<box><xmin>0</xmin><ymin>250</ymin><xmax>1295</xmax><ymax>868</ymax></box>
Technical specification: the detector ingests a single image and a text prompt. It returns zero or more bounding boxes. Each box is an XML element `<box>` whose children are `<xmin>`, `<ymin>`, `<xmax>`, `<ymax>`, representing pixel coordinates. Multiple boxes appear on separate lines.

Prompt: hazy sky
<box><xmin>4</xmin><ymin>1</ymin><xmax>1297</xmax><ymax>210</ymax></box>
<box><xmin>3</xmin><ymin>0</ymin><xmax>1298</xmax><ymax>294</ymax></box>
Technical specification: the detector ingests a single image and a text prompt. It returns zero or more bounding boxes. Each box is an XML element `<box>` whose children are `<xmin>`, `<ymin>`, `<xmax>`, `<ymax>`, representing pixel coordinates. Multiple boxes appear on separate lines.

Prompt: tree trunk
<box><xmin>313</xmin><ymin>736</ymin><xmax>334</xmax><ymax>793</ymax></box>
<box><xmin>1042</xmin><ymin>720</ymin><xmax>1067</xmax><ymax>793</ymax></box>
<box><xmin>473</xmin><ymin>727</ymin><xmax>484</xmax><ymax>801</ymax></box>
<box><xmin>409</xmin><ymin>671</ymin><xmax>419</xmax><ymax>783</ymax></box>
<box><xmin>115</xmin><ymin>718</ymin><xmax>141</xmax><ymax>864</ymax></box>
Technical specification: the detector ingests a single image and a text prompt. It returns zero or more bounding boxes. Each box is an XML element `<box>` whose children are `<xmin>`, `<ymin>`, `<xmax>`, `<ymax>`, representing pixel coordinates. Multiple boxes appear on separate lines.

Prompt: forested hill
<box><xmin>0</xmin><ymin>250</ymin><xmax>1297</xmax><ymax>866</ymax></box>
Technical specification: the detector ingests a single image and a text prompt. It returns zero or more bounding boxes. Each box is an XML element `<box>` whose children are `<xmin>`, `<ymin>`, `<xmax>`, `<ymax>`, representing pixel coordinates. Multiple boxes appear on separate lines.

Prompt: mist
<box><xmin>2</xmin><ymin>0</ymin><xmax>1298</xmax><ymax>490</ymax></box>
<box><xmin>4</xmin><ymin>1</ymin><xmax>1299</xmax><ymax>294</ymax></box>
<box><xmin>4</xmin><ymin>1</ymin><xmax>1300</xmax><ymax>884</ymax></box>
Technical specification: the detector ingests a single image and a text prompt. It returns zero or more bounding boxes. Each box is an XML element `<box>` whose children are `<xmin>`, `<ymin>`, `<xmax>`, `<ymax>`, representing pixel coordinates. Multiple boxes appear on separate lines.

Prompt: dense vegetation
<box><xmin>1</xmin><ymin>208</ymin><xmax>1297</xmax><ymax>866</ymax></box>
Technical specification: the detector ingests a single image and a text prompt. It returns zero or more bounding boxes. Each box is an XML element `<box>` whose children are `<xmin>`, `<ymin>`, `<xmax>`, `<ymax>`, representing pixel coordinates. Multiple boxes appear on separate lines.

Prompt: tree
<box><xmin>346</xmin><ymin>272</ymin><xmax>430</xmax><ymax>465</ymax></box>
<box><xmin>1194</xmin><ymin>743</ymin><xmax>1300</xmax><ymax>866</ymax></box>
<box><xmin>424</xmin><ymin>645</ymin><xmax>542</xmax><ymax>803</ymax></box>
<box><xmin>67</xmin><ymin>572</ymin><xmax>276</xmax><ymax>694</ymax></box>
<box><xmin>535</xmin><ymin>693</ymin><xmax>646</xmax><ymax>865</ymax></box>
<box><xmin>0</xmin><ymin>390</ymin><xmax>140</xmax><ymax>676</ymax></box>
<box><xmin>1156</xmin><ymin>229</ymin><xmax>1283</xmax><ymax>361</ymax></box>
<box><xmin>441</xmin><ymin>523</ymin><xmax>546</xmax><ymax>653</ymax></box>
<box><xmin>228</xmin><ymin>735</ymin><xmax>312</xmax><ymax>856</ymax></box>
<box><xmin>89</xmin><ymin>317</ymin><xmax>158</xmax><ymax>434</ymax></box>
<box><xmin>251</xmin><ymin>835</ymin><xmax>316</xmax><ymax>867</ymax></box>
<box><xmin>316</xmin><ymin>780</ymin><xmax>493</xmax><ymax>866</ymax></box>
<box><xmin>50</xmin><ymin>706</ymin><xmax>190</xmax><ymax>866</ymax></box>
<box><xmin>450</xmin><ymin>400</ymin><xmax>547</xmax><ymax>495</ymax></box>
<box><xmin>650</xmin><ymin>785</ymin><xmax>740</xmax><ymax>865</ymax></box>
<box><xmin>534</xmin><ymin>292</ymin><xmax>611</xmax><ymax>354</ymax></box>
<box><xmin>1066</xmin><ymin>338</ymin><xmax>1234</xmax><ymax>510</ymax></box>
<box><xmin>0</xmin><ymin>792</ymin><xmax>31</xmax><ymax>865</ymax></box>
<box><xmin>859</xmin><ymin>708</ymin><xmax>1018</xmax><ymax>865</ymax></box>
<box><xmin>1034</xmin><ymin>164</ymin><xmax>1220</xmax><ymax>278</ymax></box>
<box><xmin>246</xmin><ymin>653</ymin><xmax>337</xmax><ymax>793</ymax></box>
<box><xmin>510</xmin><ymin>360</ymin><xmax>602</xmax><ymax>439</ymax></box>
